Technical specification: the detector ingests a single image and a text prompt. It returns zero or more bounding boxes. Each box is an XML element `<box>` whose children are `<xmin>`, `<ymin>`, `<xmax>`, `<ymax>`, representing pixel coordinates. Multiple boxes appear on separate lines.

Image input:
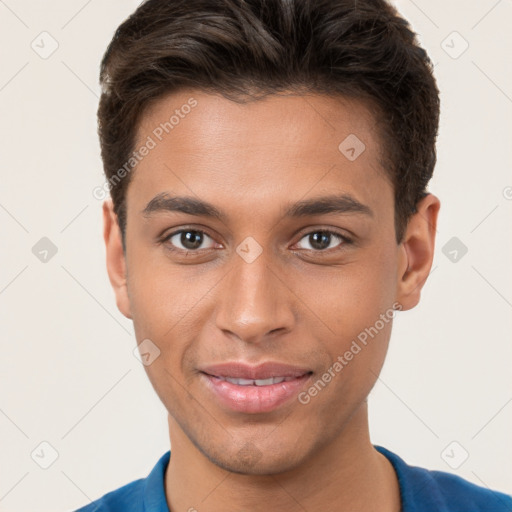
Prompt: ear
<box><xmin>103</xmin><ymin>199</ymin><xmax>132</xmax><ymax>319</ymax></box>
<box><xmin>396</xmin><ymin>194</ymin><xmax>440</xmax><ymax>311</ymax></box>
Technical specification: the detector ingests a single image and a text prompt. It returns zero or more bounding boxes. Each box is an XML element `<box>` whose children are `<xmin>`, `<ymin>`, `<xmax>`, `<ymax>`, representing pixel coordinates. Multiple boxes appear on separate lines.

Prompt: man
<box><xmin>76</xmin><ymin>0</ymin><xmax>512</xmax><ymax>510</ymax></box>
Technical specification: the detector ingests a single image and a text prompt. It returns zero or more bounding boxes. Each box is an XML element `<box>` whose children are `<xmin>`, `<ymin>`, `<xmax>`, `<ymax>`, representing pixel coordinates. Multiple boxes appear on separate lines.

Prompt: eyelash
<box><xmin>159</xmin><ymin>227</ymin><xmax>353</xmax><ymax>255</ymax></box>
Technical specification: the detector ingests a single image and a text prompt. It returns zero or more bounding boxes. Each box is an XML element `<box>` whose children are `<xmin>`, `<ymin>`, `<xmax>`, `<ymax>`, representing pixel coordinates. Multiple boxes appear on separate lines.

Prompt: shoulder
<box><xmin>70</xmin><ymin>451</ymin><xmax>171</xmax><ymax>512</ymax></box>
<box><xmin>73</xmin><ymin>477</ymin><xmax>145</xmax><ymax>512</ymax></box>
<box><xmin>374</xmin><ymin>445</ymin><xmax>512</xmax><ymax>512</ymax></box>
<box><xmin>427</xmin><ymin>468</ymin><xmax>512</xmax><ymax>511</ymax></box>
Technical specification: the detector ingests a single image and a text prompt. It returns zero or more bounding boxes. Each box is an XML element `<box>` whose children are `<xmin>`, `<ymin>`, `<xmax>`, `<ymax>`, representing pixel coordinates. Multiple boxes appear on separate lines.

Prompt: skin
<box><xmin>103</xmin><ymin>89</ymin><xmax>440</xmax><ymax>512</ymax></box>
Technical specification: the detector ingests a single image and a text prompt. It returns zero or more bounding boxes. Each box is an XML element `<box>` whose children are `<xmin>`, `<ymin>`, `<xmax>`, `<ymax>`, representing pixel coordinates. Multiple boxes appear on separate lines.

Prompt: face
<box><xmin>104</xmin><ymin>89</ymin><xmax>438</xmax><ymax>475</ymax></box>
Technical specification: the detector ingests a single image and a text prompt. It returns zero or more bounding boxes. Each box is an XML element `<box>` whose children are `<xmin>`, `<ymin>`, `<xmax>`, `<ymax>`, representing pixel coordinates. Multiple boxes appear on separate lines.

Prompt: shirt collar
<box><xmin>143</xmin><ymin>450</ymin><xmax>171</xmax><ymax>512</ymax></box>
<box><xmin>374</xmin><ymin>444</ymin><xmax>449</xmax><ymax>512</ymax></box>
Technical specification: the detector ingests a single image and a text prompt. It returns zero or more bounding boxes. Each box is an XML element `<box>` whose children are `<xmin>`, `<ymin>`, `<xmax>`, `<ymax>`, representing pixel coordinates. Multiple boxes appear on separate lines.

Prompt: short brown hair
<box><xmin>98</xmin><ymin>0</ymin><xmax>440</xmax><ymax>248</ymax></box>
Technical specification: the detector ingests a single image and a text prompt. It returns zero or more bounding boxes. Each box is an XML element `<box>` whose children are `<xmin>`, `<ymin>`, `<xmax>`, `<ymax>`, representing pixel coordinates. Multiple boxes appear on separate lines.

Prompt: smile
<box><xmin>210</xmin><ymin>376</ymin><xmax>299</xmax><ymax>386</ymax></box>
<box><xmin>199</xmin><ymin>362</ymin><xmax>313</xmax><ymax>414</ymax></box>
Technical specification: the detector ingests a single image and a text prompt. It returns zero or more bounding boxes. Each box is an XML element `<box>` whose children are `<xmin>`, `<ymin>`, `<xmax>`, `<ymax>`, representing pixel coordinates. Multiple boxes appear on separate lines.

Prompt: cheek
<box><xmin>126</xmin><ymin>252</ymin><xmax>219</xmax><ymax>392</ymax></box>
<box><xmin>305</xmin><ymin>316</ymin><xmax>394</xmax><ymax>418</ymax></box>
<box><xmin>126</xmin><ymin>246</ymin><xmax>211</xmax><ymax>339</ymax></box>
<box><xmin>294</xmin><ymin>258</ymin><xmax>398</xmax><ymax>340</ymax></box>
<box><xmin>289</xmin><ymin>245</ymin><xmax>398</xmax><ymax>390</ymax></box>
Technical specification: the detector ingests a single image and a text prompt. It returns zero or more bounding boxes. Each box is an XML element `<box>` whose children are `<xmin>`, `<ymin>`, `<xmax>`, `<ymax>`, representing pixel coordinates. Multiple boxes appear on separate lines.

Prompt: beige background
<box><xmin>1</xmin><ymin>0</ymin><xmax>511</xmax><ymax>510</ymax></box>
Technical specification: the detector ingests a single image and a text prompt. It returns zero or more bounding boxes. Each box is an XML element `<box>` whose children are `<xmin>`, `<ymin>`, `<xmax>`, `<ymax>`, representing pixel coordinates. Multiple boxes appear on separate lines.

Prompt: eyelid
<box><xmin>160</xmin><ymin>226</ymin><xmax>220</xmax><ymax>252</ymax></box>
<box><xmin>292</xmin><ymin>228</ymin><xmax>353</xmax><ymax>252</ymax></box>
<box><xmin>160</xmin><ymin>226</ymin><xmax>353</xmax><ymax>254</ymax></box>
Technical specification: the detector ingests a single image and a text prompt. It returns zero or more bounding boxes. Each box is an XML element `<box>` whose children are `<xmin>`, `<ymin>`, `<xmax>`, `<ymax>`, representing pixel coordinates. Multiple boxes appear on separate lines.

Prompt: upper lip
<box><xmin>200</xmin><ymin>362</ymin><xmax>312</xmax><ymax>380</ymax></box>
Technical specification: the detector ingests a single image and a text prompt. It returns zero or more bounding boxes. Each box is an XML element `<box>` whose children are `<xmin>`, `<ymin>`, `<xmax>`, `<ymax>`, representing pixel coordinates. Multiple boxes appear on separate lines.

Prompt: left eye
<box><xmin>164</xmin><ymin>229</ymin><xmax>216</xmax><ymax>251</ymax></box>
<box><xmin>295</xmin><ymin>230</ymin><xmax>349</xmax><ymax>251</ymax></box>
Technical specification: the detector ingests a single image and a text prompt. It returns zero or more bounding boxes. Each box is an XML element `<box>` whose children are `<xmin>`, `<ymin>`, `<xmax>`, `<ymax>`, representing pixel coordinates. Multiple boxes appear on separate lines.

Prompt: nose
<box><xmin>214</xmin><ymin>248</ymin><xmax>296</xmax><ymax>344</ymax></box>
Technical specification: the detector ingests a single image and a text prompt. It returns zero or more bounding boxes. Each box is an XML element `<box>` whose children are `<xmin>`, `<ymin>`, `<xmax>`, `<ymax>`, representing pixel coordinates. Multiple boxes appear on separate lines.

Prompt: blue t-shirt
<box><xmin>73</xmin><ymin>445</ymin><xmax>512</xmax><ymax>511</ymax></box>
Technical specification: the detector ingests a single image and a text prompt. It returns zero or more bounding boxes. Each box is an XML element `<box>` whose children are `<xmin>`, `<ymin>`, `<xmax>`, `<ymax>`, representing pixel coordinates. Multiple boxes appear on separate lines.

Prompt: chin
<box><xmin>197</xmin><ymin>437</ymin><xmax>306</xmax><ymax>476</ymax></box>
<box><xmin>209</xmin><ymin>452</ymin><xmax>302</xmax><ymax>476</ymax></box>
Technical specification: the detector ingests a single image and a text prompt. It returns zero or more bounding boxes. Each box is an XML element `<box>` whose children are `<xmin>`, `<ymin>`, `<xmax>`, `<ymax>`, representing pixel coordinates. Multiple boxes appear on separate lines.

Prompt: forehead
<box><xmin>127</xmin><ymin>89</ymin><xmax>392</xmax><ymax>221</ymax></box>
<box><xmin>136</xmin><ymin>89</ymin><xmax>381</xmax><ymax>157</ymax></box>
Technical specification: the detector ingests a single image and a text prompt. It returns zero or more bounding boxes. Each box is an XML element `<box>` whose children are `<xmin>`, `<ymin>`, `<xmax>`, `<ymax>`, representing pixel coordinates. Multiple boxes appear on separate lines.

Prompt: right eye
<box><xmin>161</xmin><ymin>228</ymin><xmax>217</xmax><ymax>252</ymax></box>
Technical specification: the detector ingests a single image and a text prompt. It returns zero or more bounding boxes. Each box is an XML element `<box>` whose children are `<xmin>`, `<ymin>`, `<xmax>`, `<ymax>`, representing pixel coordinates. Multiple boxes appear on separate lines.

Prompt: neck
<box><xmin>164</xmin><ymin>402</ymin><xmax>401</xmax><ymax>512</ymax></box>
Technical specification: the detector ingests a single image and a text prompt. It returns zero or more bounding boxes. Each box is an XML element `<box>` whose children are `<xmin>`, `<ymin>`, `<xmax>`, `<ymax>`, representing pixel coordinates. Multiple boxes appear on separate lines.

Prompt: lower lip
<box><xmin>201</xmin><ymin>373</ymin><xmax>312</xmax><ymax>414</ymax></box>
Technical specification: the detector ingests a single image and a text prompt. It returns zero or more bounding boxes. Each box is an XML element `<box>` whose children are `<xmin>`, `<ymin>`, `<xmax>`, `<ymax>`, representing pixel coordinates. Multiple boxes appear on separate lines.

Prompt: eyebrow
<box><xmin>141</xmin><ymin>192</ymin><xmax>373</xmax><ymax>220</ymax></box>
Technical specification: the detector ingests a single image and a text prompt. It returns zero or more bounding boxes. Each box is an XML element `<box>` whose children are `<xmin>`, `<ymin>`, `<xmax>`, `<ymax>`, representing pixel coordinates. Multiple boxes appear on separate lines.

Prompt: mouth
<box><xmin>199</xmin><ymin>362</ymin><xmax>313</xmax><ymax>414</ymax></box>
<box><xmin>208</xmin><ymin>375</ymin><xmax>301</xmax><ymax>386</ymax></box>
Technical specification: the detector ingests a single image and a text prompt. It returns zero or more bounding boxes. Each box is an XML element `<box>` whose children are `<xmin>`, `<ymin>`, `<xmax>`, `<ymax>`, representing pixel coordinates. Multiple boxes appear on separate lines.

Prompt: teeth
<box><xmin>255</xmin><ymin>378</ymin><xmax>276</xmax><ymax>386</ymax></box>
<box><xmin>221</xmin><ymin>376</ymin><xmax>290</xmax><ymax>386</ymax></box>
<box><xmin>226</xmin><ymin>378</ymin><xmax>254</xmax><ymax>386</ymax></box>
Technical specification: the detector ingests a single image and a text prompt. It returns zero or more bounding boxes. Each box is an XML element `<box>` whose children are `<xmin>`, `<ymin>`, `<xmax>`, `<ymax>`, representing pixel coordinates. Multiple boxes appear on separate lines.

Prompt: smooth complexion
<box><xmin>103</xmin><ymin>90</ymin><xmax>439</xmax><ymax>512</ymax></box>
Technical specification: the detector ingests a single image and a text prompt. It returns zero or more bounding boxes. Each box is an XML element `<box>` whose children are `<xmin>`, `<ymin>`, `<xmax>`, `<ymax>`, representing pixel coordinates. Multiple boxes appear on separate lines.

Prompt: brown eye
<box><xmin>163</xmin><ymin>229</ymin><xmax>216</xmax><ymax>251</ymax></box>
<box><xmin>296</xmin><ymin>230</ymin><xmax>350</xmax><ymax>251</ymax></box>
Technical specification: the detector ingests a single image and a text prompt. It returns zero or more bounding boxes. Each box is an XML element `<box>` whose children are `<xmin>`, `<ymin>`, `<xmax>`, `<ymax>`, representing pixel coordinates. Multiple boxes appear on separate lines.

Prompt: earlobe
<box><xmin>396</xmin><ymin>194</ymin><xmax>440</xmax><ymax>311</ymax></box>
<box><xmin>103</xmin><ymin>199</ymin><xmax>132</xmax><ymax>319</ymax></box>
